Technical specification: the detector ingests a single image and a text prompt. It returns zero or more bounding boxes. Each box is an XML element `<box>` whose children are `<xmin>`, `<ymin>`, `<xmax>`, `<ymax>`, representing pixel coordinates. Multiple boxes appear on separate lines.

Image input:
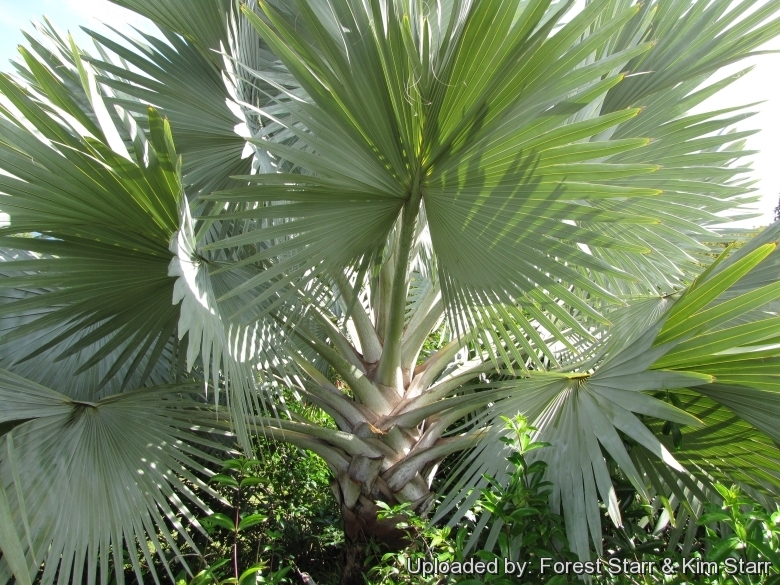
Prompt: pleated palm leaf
<box><xmin>1</xmin><ymin>0</ymin><xmax>780</xmax><ymax>583</ymax></box>
<box><xmin>0</xmin><ymin>41</ymin><xmax>236</xmax><ymax>585</ymax></box>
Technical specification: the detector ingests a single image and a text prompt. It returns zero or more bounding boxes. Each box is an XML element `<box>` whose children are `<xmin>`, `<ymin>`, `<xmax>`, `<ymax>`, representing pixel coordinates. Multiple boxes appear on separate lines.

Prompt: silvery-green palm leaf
<box><xmin>79</xmin><ymin>0</ymin><xmax>306</xmax><ymax>198</ymax></box>
<box><xmin>0</xmin><ymin>28</ymin><xmax>277</xmax><ymax>405</ymax></box>
<box><xmin>0</xmin><ymin>47</ymin><xmax>181</xmax><ymax>390</ymax></box>
<box><xmin>0</xmin><ymin>29</ymin><xmax>275</xmax><ymax>582</ymax></box>
<box><xmin>436</xmin><ymin>226</ymin><xmax>780</xmax><ymax>560</ymax></box>
<box><xmin>0</xmin><ymin>374</ymin><xmax>229</xmax><ymax>585</ymax></box>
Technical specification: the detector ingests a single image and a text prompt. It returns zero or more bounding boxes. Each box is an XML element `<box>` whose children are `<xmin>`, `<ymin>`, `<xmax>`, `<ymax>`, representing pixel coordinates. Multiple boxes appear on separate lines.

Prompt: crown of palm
<box><xmin>1</xmin><ymin>1</ymin><xmax>780</xmax><ymax>582</ymax></box>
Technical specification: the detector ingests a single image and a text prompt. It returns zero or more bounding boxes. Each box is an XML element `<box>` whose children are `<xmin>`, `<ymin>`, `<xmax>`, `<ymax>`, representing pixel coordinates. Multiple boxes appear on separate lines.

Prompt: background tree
<box><xmin>1</xmin><ymin>1</ymin><xmax>780</xmax><ymax>584</ymax></box>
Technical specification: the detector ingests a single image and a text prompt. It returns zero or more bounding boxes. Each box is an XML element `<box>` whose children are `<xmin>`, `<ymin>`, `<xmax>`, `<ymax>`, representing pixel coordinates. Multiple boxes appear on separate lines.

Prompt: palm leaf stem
<box><xmin>376</xmin><ymin>187</ymin><xmax>424</xmax><ymax>387</ymax></box>
<box><xmin>276</xmin><ymin>314</ymin><xmax>394</xmax><ymax>414</ymax></box>
<box><xmin>400</xmin><ymin>287</ymin><xmax>444</xmax><ymax>380</ymax></box>
<box><xmin>375</xmin><ymin>251</ymin><xmax>395</xmax><ymax>341</ymax></box>
<box><xmin>285</xmin><ymin>355</ymin><xmax>372</xmax><ymax>428</ymax></box>
<box><xmin>334</xmin><ymin>272</ymin><xmax>383</xmax><ymax>362</ymax></box>
<box><xmin>404</xmin><ymin>340</ymin><xmax>476</xmax><ymax>401</ymax></box>
<box><xmin>383</xmin><ymin>428</ymin><xmax>488</xmax><ymax>492</ymax></box>
<box><xmin>304</xmin><ymin>303</ymin><xmax>369</xmax><ymax>373</ymax></box>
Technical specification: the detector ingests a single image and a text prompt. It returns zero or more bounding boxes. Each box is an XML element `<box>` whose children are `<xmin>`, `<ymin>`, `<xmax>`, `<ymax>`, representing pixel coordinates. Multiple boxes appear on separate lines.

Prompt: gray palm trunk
<box><xmin>261</xmin><ymin>198</ymin><xmax>481</xmax><ymax>546</ymax></box>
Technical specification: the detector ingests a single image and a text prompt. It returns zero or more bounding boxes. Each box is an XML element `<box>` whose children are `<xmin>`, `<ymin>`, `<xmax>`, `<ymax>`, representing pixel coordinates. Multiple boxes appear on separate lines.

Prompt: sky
<box><xmin>0</xmin><ymin>0</ymin><xmax>778</xmax><ymax>227</ymax></box>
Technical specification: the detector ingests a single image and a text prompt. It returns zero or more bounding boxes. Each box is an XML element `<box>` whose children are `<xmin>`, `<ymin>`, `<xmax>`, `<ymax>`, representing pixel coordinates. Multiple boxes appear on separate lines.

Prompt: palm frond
<box><xmin>0</xmin><ymin>370</ymin><xmax>228</xmax><ymax>585</ymax></box>
<box><xmin>0</xmin><ymin>48</ymin><xmax>181</xmax><ymax>389</ymax></box>
<box><xmin>85</xmin><ymin>25</ymin><xmax>254</xmax><ymax>196</ymax></box>
<box><xmin>197</xmin><ymin>0</ymin><xmax>655</xmax><ymax>349</ymax></box>
<box><xmin>0</xmin><ymin>36</ymin><xmax>272</xmax><ymax>450</ymax></box>
<box><xmin>436</xmin><ymin>229</ymin><xmax>780</xmax><ymax>560</ymax></box>
<box><xmin>107</xmin><ymin>0</ymin><xmax>233</xmax><ymax>58</ymax></box>
<box><xmin>0</xmin><ymin>480</ymin><xmax>31</xmax><ymax>585</ymax></box>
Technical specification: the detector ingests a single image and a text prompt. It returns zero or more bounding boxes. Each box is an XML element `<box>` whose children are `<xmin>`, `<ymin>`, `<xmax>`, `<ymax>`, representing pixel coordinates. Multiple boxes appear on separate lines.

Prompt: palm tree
<box><xmin>1</xmin><ymin>0</ymin><xmax>780</xmax><ymax>583</ymax></box>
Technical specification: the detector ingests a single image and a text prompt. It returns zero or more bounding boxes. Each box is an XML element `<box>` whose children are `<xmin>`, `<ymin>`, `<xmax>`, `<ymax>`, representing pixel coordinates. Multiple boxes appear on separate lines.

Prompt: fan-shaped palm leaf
<box><xmin>0</xmin><ymin>53</ymin><xmax>181</xmax><ymax>389</ymax></box>
<box><xmin>437</xmin><ymin>227</ymin><xmax>780</xmax><ymax>560</ymax></box>
<box><xmin>0</xmin><ymin>370</ymin><xmax>228</xmax><ymax>585</ymax></box>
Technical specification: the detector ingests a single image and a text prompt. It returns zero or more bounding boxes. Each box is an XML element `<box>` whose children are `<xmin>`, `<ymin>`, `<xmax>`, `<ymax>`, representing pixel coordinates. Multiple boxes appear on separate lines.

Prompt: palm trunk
<box><xmin>340</xmin><ymin>539</ymin><xmax>367</xmax><ymax>585</ymax></box>
<box><xmin>263</xmin><ymin>194</ymin><xmax>487</xmax><ymax>579</ymax></box>
<box><xmin>331</xmin><ymin>436</ymin><xmax>431</xmax><ymax>584</ymax></box>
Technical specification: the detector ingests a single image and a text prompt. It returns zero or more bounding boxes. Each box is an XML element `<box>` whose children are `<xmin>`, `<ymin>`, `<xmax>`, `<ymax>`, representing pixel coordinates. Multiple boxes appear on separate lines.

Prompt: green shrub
<box><xmin>150</xmin><ymin>413</ymin><xmax>779</xmax><ymax>585</ymax></box>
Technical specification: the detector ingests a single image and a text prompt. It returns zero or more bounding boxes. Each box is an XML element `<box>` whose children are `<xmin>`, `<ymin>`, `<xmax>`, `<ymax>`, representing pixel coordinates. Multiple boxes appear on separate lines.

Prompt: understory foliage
<box><xmin>1</xmin><ymin>0</ymin><xmax>780</xmax><ymax>583</ymax></box>
<box><xmin>123</xmin><ymin>416</ymin><xmax>780</xmax><ymax>584</ymax></box>
<box><xmin>192</xmin><ymin>403</ymin><xmax>344</xmax><ymax>584</ymax></box>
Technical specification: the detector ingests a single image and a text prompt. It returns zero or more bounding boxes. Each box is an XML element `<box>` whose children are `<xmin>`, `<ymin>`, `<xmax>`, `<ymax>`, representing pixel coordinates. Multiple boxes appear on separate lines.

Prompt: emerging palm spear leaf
<box><xmin>1</xmin><ymin>0</ymin><xmax>780</xmax><ymax>583</ymax></box>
